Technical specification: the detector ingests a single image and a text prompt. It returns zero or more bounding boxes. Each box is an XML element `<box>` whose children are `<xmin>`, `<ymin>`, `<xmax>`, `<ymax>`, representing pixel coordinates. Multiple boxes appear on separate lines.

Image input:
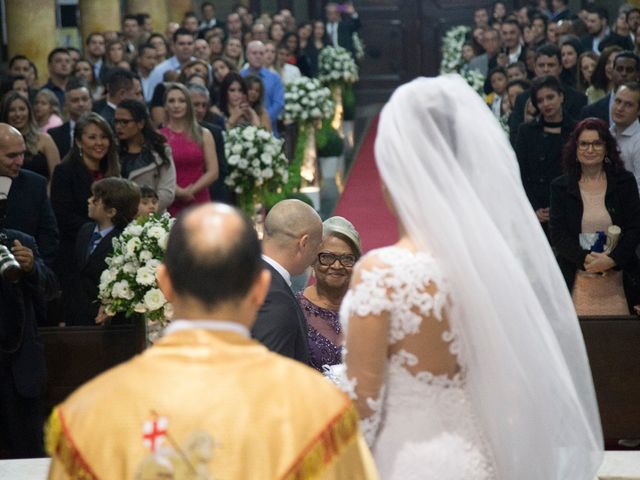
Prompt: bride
<box><xmin>333</xmin><ymin>76</ymin><xmax>603</xmax><ymax>479</ymax></box>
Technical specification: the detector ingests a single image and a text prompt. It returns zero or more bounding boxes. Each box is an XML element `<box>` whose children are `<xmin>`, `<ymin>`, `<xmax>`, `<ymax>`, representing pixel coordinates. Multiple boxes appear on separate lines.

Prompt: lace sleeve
<box><xmin>341</xmin><ymin>253</ymin><xmax>394</xmax><ymax>447</ymax></box>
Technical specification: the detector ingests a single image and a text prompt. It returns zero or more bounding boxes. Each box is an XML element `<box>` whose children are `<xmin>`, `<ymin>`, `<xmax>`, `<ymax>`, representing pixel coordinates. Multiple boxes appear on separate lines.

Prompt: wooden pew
<box><xmin>579</xmin><ymin>316</ymin><xmax>640</xmax><ymax>444</ymax></box>
<box><xmin>39</xmin><ymin>320</ymin><xmax>146</xmax><ymax>413</ymax></box>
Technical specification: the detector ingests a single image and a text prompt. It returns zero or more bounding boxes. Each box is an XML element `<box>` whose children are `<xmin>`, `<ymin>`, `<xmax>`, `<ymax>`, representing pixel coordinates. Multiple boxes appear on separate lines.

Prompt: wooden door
<box><xmin>354</xmin><ymin>0</ymin><xmax>518</xmax><ymax>104</ymax></box>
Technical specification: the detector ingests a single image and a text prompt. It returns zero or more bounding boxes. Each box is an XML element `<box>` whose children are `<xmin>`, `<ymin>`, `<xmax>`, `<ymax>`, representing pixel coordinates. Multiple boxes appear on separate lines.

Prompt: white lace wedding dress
<box><xmin>329</xmin><ymin>245</ymin><xmax>496</xmax><ymax>479</ymax></box>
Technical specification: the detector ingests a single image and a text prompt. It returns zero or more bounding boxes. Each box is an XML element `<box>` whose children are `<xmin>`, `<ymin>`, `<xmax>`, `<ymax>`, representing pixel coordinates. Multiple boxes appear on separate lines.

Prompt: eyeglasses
<box><xmin>317</xmin><ymin>252</ymin><xmax>357</xmax><ymax>268</ymax></box>
<box><xmin>114</xmin><ymin>118</ymin><xmax>135</xmax><ymax>126</ymax></box>
<box><xmin>577</xmin><ymin>140</ymin><xmax>605</xmax><ymax>152</ymax></box>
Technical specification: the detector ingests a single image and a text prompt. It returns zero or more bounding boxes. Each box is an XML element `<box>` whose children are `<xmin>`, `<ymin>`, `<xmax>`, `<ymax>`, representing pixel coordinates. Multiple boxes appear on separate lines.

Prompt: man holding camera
<box><xmin>0</xmin><ymin>124</ymin><xmax>58</xmax><ymax>457</ymax></box>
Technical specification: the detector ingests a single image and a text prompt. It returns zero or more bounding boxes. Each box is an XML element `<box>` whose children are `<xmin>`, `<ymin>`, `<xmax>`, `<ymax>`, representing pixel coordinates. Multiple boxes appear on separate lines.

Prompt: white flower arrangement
<box><xmin>224</xmin><ymin>126</ymin><xmax>289</xmax><ymax>210</ymax></box>
<box><xmin>318</xmin><ymin>46</ymin><xmax>359</xmax><ymax>85</ymax></box>
<box><xmin>98</xmin><ymin>213</ymin><xmax>174</xmax><ymax>323</ymax></box>
<box><xmin>439</xmin><ymin>25</ymin><xmax>487</xmax><ymax>96</ymax></box>
<box><xmin>460</xmin><ymin>68</ymin><xmax>486</xmax><ymax>96</ymax></box>
<box><xmin>439</xmin><ymin>25</ymin><xmax>470</xmax><ymax>74</ymax></box>
<box><xmin>281</xmin><ymin>76</ymin><xmax>334</xmax><ymax>125</ymax></box>
<box><xmin>352</xmin><ymin>32</ymin><xmax>365</xmax><ymax>61</ymax></box>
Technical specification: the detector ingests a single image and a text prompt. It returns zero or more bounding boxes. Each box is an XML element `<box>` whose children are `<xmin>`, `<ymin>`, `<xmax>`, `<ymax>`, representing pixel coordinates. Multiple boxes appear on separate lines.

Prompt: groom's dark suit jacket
<box><xmin>251</xmin><ymin>260</ymin><xmax>310</xmax><ymax>364</ymax></box>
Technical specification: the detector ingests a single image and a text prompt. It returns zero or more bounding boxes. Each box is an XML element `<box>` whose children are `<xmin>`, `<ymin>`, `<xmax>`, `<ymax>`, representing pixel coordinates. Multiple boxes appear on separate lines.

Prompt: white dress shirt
<box><xmin>164</xmin><ymin>319</ymin><xmax>250</xmax><ymax>337</ymax></box>
<box><xmin>262</xmin><ymin>254</ymin><xmax>292</xmax><ymax>287</ymax></box>
<box><xmin>611</xmin><ymin>119</ymin><xmax>640</xmax><ymax>192</ymax></box>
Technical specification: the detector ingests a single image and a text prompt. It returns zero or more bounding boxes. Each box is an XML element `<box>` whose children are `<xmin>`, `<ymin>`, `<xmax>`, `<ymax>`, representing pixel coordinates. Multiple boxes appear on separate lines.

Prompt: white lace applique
<box><xmin>360</xmin><ymin>384</ymin><xmax>386</xmax><ymax>447</ymax></box>
<box><xmin>323</xmin><ymin>362</ymin><xmax>385</xmax><ymax>448</ymax></box>
<box><xmin>342</xmin><ymin>246</ymin><xmax>450</xmax><ymax>344</ymax></box>
<box><xmin>390</xmin><ymin>349</ymin><xmax>464</xmax><ymax>388</ymax></box>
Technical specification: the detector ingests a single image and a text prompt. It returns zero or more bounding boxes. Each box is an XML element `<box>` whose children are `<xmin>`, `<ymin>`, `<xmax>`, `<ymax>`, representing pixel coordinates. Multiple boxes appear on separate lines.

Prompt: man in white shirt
<box><xmin>325</xmin><ymin>2</ymin><xmax>361</xmax><ymax>56</ymax></box>
<box><xmin>611</xmin><ymin>82</ymin><xmax>640</xmax><ymax>191</ymax></box>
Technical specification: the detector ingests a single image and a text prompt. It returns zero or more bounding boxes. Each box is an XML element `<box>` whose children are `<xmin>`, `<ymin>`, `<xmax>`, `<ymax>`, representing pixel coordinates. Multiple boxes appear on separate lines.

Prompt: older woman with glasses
<box><xmin>296</xmin><ymin>216</ymin><xmax>361</xmax><ymax>371</ymax></box>
<box><xmin>550</xmin><ymin>117</ymin><xmax>640</xmax><ymax>315</ymax></box>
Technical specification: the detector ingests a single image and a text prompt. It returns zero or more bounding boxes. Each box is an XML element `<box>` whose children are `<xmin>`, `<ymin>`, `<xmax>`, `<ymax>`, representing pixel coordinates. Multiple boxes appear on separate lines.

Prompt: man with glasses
<box><xmin>251</xmin><ymin>199</ymin><xmax>323</xmax><ymax>364</ymax></box>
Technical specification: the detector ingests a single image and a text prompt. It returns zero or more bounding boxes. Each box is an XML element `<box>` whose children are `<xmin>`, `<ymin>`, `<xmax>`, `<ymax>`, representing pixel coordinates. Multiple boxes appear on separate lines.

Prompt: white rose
<box><xmin>258</xmin><ymin>129</ymin><xmax>271</xmax><ymax>140</ymax></box>
<box><xmin>235</xmin><ymin>186</ymin><xmax>243</xmax><ymax>193</ymax></box>
<box><xmin>100</xmin><ymin>268</ymin><xmax>115</xmax><ymax>285</ymax></box>
<box><xmin>139</xmin><ymin>250</ymin><xmax>153</xmax><ymax>262</ymax></box>
<box><xmin>126</xmin><ymin>238</ymin><xmax>141</xmax><ymax>256</ymax></box>
<box><xmin>111</xmin><ymin>255</ymin><xmax>124</xmax><ymax>266</ymax></box>
<box><xmin>146</xmin><ymin>259</ymin><xmax>162</xmax><ymax>269</ymax></box>
<box><xmin>228</xmin><ymin>154</ymin><xmax>240</xmax><ymax>166</ymax></box>
<box><xmin>251</xmin><ymin>159</ymin><xmax>260</xmax><ymax>168</ymax></box>
<box><xmin>260</xmin><ymin>153</ymin><xmax>272</xmax><ymax>165</ymax></box>
<box><xmin>262</xmin><ymin>167</ymin><xmax>274</xmax><ymax>179</ymax></box>
<box><xmin>144</xmin><ymin>288</ymin><xmax>167</xmax><ymax>311</ymax></box>
<box><xmin>123</xmin><ymin>262</ymin><xmax>138</xmax><ymax>275</ymax></box>
<box><xmin>157</xmin><ymin>232</ymin><xmax>169</xmax><ymax>251</ymax></box>
<box><xmin>238</xmin><ymin>159</ymin><xmax>249</xmax><ymax>169</ymax></box>
<box><xmin>113</xmin><ymin>280</ymin><xmax>134</xmax><ymax>300</ymax></box>
<box><xmin>248</xmin><ymin>147</ymin><xmax>258</xmax><ymax>156</ymax></box>
<box><xmin>136</xmin><ymin>266</ymin><xmax>156</xmax><ymax>286</ymax></box>
<box><xmin>242</xmin><ymin>128</ymin><xmax>256</xmax><ymax>142</ymax></box>
<box><xmin>252</xmin><ymin>168</ymin><xmax>261</xmax><ymax>177</ymax></box>
<box><xmin>310</xmin><ymin>108</ymin><xmax>321</xmax><ymax>117</ymax></box>
<box><xmin>126</xmin><ymin>225</ymin><xmax>143</xmax><ymax>237</ymax></box>
<box><xmin>231</xmin><ymin>143</ymin><xmax>243</xmax><ymax>154</ymax></box>
<box><xmin>147</xmin><ymin>226</ymin><xmax>165</xmax><ymax>239</ymax></box>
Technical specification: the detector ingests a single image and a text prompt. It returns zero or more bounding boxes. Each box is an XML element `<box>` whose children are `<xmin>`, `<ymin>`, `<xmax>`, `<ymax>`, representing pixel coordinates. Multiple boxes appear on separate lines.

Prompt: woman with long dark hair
<box><xmin>115</xmin><ymin>99</ymin><xmax>176</xmax><ymax>211</ymax></box>
<box><xmin>50</xmin><ymin>112</ymin><xmax>121</xmax><ymax>310</ymax></box>
<box><xmin>515</xmin><ymin>75</ymin><xmax>576</xmax><ymax>235</ymax></box>
<box><xmin>550</xmin><ymin>118</ymin><xmax>640</xmax><ymax>315</ymax></box>
<box><xmin>218</xmin><ymin>72</ymin><xmax>261</xmax><ymax>129</ymax></box>
<box><xmin>587</xmin><ymin>46</ymin><xmax>622</xmax><ymax>104</ymax></box>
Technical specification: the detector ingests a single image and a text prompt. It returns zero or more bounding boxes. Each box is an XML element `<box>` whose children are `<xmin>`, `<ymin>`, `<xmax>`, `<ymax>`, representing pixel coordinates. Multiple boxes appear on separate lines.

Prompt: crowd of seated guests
<box><xmin>464</xmin><ymin>1</ymin><xmax>640</xmax><ymax>315</ymax></box>
<box><xmin>0</xmin><ymin>1</ymin><xmax>362</xmax><ymax>328</ymax></box>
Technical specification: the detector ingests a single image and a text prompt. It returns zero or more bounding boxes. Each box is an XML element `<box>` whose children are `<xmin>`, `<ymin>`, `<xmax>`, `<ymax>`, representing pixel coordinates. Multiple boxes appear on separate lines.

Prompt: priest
<box><xmin>45</xmin><ymin>203</ymin><xmax>377</xmax><ymax>479</ymax></box>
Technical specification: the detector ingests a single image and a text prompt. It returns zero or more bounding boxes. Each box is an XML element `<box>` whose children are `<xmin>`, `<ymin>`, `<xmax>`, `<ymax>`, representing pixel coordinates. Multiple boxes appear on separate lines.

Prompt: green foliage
<box><xmin>316</xmin><ymin>120</ymin><xmax>344</xmax><ymax>157</ymax></box>
<box><xmin>343</xmin><ymin>83</ymin><xmax>356</xmax><ymax>121</ymax></box>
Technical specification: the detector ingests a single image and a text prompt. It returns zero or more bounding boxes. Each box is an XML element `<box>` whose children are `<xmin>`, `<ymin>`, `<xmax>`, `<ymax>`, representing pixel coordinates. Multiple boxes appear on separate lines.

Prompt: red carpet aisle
<box><xmin>334</xmin><ymin>116</ymin><xmax>398</xmax><ymax>253</ymax></box>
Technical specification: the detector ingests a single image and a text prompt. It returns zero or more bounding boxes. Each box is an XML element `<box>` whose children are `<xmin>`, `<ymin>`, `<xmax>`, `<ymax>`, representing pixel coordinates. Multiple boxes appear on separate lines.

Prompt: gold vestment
<box><xmin>46</xmin><ymin>329</ymin><xmax>378</xmax><ymax>480</ymax></box>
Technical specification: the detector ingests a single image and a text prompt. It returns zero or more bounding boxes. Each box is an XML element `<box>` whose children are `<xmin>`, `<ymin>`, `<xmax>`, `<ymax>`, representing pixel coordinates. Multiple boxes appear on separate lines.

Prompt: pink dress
<box><xmin>160</xmin><ymin>127</ymin><xmax>210</xmax><ymax>215</ymax></box>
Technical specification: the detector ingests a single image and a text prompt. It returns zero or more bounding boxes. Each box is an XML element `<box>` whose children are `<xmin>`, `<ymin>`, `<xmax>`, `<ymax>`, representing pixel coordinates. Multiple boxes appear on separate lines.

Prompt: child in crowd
<box><xmin>137</xmin><ymin>185</ymin><xmax>160</xmax><ymax>219</ymax></box>
<box><xmin>67</xmin><ymin>178</ymin><xmax>140</xmax><ymax>326</ymax></box>
<box><xmin>486</xmin><ymin>66</ymin><xmax>508</xmax><ymax>118</ymax></box>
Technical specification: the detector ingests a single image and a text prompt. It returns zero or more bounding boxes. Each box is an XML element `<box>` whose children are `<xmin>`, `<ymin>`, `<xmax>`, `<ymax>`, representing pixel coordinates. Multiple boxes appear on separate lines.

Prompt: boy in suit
<box><xmin>67</xmin><ymin>178</ymin><xmax>140</xmax><ymax>325</ymax></box>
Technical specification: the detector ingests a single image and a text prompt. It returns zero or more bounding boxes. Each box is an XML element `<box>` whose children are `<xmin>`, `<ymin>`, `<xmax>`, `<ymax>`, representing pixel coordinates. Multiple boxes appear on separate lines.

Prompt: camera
<box><xmin>0</xmin><ymin>232</ymin><xmax>23</xmax><ymax>283</ymax></box>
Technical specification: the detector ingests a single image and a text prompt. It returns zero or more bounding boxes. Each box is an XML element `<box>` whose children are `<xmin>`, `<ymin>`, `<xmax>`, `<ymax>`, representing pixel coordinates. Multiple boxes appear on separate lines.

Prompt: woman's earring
<box><xmin>78</xmin><ymin>146</ymin><xmax>83</xmax><ymax>159</ymax></box>
<box><xmin>604</xmin><ymin>156</ymin><xmax>611</xmax><ymax>164</ymax></box>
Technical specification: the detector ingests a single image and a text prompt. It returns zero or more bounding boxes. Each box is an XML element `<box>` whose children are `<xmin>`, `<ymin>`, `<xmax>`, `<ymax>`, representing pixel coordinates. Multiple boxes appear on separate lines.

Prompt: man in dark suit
<box><xmin>0</xmin><ymin>224</ymin><xmax>57</xmax><ymax>457</ymax></box>
<box><xmin>581</xmin><ymin>6</ymin><xmax>633</xmax><ymax>54</ymax></box>
<box><xmin>92</xmin><ymin>68</ymin><xmax>143</xmax><ymax>126</ymax></box>
<box><xmin>580</xmin><ymin>51</ymin><xmax>640</xmax><ymax>123</ymax></box>
<box><xmin>325</xmin><ymin>2</ymin><xmax>361</xmax><ymax>56</ymax></box>
<box><xmin>510</xmin><ymin>44</ymin><xmax>587</xmax><ymax>142</ymax></box>
<box><xmin>0</xmin><ymin>124</ymin><xmax>58</xmax><ymax>268</ymax></box>
<box><xmin>85</xmin><ymin>32</ymin><xmax>108</xmax><ymax>85</ymax></box>
<box><xmin>251</xmin><ymin>199</ymin><xmax>323</xmax><ymax>364</ymax></box>
<box><xmin>48</xmin><ymin>79</ymin><xmax>92</xmax><ymax>160</ymax></box>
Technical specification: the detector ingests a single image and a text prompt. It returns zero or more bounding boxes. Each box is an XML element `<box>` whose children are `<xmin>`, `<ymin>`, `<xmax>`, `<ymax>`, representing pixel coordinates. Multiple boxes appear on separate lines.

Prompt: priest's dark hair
<box><xmin>164</xmin><ymin>205</ymin><xmax>263</xmax><ymax>307</ymax></box>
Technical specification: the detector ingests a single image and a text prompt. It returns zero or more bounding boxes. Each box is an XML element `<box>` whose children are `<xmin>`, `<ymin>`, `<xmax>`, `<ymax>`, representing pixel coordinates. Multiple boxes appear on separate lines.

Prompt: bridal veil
<box><xmin>374</xmin><ymin>75</ymin><xmax>603</xmax><ymax>479</ymax></box>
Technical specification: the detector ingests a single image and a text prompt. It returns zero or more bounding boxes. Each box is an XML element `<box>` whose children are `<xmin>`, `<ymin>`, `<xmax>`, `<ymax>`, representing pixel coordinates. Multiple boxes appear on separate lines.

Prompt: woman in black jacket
<box><xmin>550</xmin><ymin>117</ymin><xmax>640</xmax><ymax>315</ymax></box>
<box><xmin>515</xmin><ymin>75</ymin><xmax>576</xmax><ymax>236</ymax></box>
